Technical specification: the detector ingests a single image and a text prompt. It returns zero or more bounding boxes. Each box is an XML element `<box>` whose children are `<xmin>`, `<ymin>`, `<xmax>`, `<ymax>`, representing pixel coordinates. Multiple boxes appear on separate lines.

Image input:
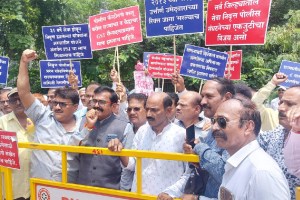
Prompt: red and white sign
<box><xmin>148</xmin><ymin>54</ymin><xmax>182</xmax><ymax>79</ymax></box>
<box><xmin>0</xmin><ymin>131</ymin><xmax>20</xmax><ymax>169</ymax></box>
<box><xmin>134</xmin><ymin>71</ymin><xmax>154</xmax><ymax>96</ymax></box>
<box><xmin>225</xmin><ymin>50</ymin><xmax>242</xmax><ymax>80</ymax></box>
<box><xmin>205</xmin><ymin>0</ymin><xmax>272</xmax><ymax>46</ymax></box>
<box><xmin>36</xmin><ymin>184</ymin><xmax>141</xmax><ymax>200</ymax></box>
<box><xmin>89</xmin><ymin>6</ymin><xmax>143</xmax><ymax>50</ymax></box>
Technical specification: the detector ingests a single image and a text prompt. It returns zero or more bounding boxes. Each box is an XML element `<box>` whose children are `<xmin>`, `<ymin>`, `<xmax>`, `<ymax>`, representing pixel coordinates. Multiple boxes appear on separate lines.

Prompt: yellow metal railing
<box><xmin>0</xmin><ymin>142</ymin><xmax>200</xmax><ymax>200</ymax></box>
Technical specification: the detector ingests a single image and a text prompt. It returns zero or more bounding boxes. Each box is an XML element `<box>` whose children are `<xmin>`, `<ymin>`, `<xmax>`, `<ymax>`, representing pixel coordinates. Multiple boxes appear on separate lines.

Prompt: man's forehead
<box><xmin>54</xmin><ymin>96</ymin><xmax>72</xmax><ymax>102</ymax></box>
<box><xmin>216</xmin><ymin>100</ymin><xmax>241</xmax><ymax>116</ymax></box>
<box><xmin>202</xmin><ymin>81</ymin><xmax>221</xmax><ymax>95</ymax></box>
<box><xmin>283</xmin><ymin>87</ymin><xmax>300</xmax><ymax>103</ymax></box>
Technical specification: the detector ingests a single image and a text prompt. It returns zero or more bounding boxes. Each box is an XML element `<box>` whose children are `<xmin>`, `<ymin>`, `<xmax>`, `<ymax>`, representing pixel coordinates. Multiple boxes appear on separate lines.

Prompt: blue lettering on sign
<box><xmin>278</xmin><ymin>60</ymin><xmax>300</xmax><ymax>88</ymax></box>
<box><xmin>145</xmin><ymin>0</ymin><xmax>204</xmax><ymax>37</ymax></box>
<box><xmin>42</xmin><ymin>24</ymin><xmax>93</xmax><ymax>60</ymax></box>
<box><xmin>0</xmin><ymin>56</ymin><xmax>9</xmax><ymax>85</ymax></box>
<box><xmin>180</xmin><ymin>44</ymin><xmax>228</xmax><ymax>80</ymax></box>
<box><xmin>40</xmin><ymin>60</ymin><xmax>82</xmax><ymax>88</ymax></box>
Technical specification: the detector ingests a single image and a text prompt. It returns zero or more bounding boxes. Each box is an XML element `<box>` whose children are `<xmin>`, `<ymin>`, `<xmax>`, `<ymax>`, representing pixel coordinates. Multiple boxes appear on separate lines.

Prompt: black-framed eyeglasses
<box><xmin>51</xmin><ymin>101</ymin><xmax>73</xmax><ymax>108</ymax></box>
<box><xmin>0</xmin><ymin>100</ymin><xmax>9</xmax><ymax>105</ymax></box>
<box><xmin>211</xmin><ymin>117</ymin><xmax>230</xmax><ymax>129</ymax></box>
<box><xmin>8</xmin><ymin>98</ymin><xmax>21</xmax><ymax>105</ymax></box>
<box><xmin>126</xmin><ymin>107</ymin><xmax>141</xmax><ymax>112</ymax></box>
<box><xmin>92</xmin><ymin>99</ymin><xmax>111</xmax><ymax>106</ymax></box>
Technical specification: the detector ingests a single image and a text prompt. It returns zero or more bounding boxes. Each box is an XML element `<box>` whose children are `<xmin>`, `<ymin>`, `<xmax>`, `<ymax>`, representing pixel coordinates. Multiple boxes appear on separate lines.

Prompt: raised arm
<box><xmin>17</xmin><ymin>49</ymin><xmax>38</xmax><ymax>109</ymax></box>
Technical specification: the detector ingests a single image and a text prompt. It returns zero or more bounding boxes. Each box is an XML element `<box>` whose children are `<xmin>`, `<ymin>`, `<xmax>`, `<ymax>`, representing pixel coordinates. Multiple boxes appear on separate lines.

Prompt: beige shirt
<box><xmin>0</xmin><ymin>112</ymin><xmax>34</xmax><ymax>199</ymax></box>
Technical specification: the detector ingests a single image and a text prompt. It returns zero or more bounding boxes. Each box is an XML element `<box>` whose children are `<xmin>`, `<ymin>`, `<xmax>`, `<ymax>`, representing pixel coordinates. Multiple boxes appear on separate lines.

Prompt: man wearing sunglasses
<box><xmin>207</xmin><ymin>97</ymin><xmax>290</xmax><ymax>199</ymax></box>
<box><xmin>258</xmin><ymin>84</ymin><xmax>300</xmax><ymax>200</ymax></box>
<box><xmin>0</xmin><ymin>88</ymin><xmax>35</xmax><ymax>200</ymax></box>
<box><xmin>77</xmin><ymin>86</ymin><xmax>129</xmax><ymax>190</ymax></box>
<box><xmin>17</xmin><ymin>49</ymin><xmax>84</xmax><ymax>183</ymax></box>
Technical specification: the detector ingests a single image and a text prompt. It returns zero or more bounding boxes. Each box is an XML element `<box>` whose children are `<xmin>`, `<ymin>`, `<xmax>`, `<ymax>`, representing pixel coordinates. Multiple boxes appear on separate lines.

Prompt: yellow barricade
<box><xmin>1</xmin><ymin>142</ymin><xmax>200</xmax><ymax>200</ymax></box>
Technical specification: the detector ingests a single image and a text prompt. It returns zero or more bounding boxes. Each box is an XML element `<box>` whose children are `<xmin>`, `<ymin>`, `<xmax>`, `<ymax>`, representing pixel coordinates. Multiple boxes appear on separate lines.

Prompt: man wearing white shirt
<box><xmin>109</xmin><ymin>92</ymin><xmax>186</xmax><ymax>195</ymax></box>
<box><xmin>201</xmin><ymin>97</ymin><xmax>290</xmax><ymax>200</ymax></box>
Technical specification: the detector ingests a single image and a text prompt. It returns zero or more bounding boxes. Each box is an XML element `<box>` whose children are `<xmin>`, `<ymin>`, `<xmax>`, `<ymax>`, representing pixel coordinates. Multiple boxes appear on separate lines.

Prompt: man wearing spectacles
<box><xmin>0</xmin><ymin>88</ymin><xmax>35</xmax><ymax>200</ymax></box>
<box><xmin>206</xmin><ymin>97</ymin><xmax>290</xmax><ymax>199</ymax></box>
<box><xmin>17</xmin><ymin>49</ymin><xmax>84</xmax><ymax>183</ymax></box>
<box><xmin>77</xmin><ymin>86</ymin><xmax>129</xmax><ymax>190</ymax></box>
<box><xmin>120</xmin><ymin>92</ymin><xmax>147</xmax><ymax>191</ymax></box>
<box><xmin>0</xmin><ymin>88</ymin><xmax>12</xmax><ymax>116</ymax></box>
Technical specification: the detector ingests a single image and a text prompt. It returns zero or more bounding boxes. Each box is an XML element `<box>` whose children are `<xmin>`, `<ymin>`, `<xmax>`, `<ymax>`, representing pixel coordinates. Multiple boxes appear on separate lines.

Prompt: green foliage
<box><xmin>1</xmin><ymin>0</ymin><xmax>300</xmax><ymax>92</ymax></box>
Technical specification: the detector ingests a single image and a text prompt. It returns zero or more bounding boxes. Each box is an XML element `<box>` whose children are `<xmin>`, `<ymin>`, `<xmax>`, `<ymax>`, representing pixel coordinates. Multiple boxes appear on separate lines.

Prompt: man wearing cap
<box><xmin>270</xmin><ymin>86</ymin><xmax>286</xmax><ymax>111</ymax></box>
<box><xmin>0</xmin><ymin>88</ymin><xmax>35</xmax><ymax>200</ymax></box>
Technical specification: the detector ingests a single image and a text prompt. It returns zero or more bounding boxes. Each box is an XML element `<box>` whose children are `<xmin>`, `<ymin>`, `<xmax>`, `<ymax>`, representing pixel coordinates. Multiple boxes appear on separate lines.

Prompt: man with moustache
<box><xmin>179</xmin><ymin>77</ymin><xmax>234</xmax><ymax>200</ymax></box>
<box><xmin>17</xmin><ymin>49</ymin><xmax>83</xmax><ymax>182</ymax></box>
<box><xmin>77</xmin><ymin>86</ymin><xmax>128</xmax><ymax>189</ymax></box>
<box><xmin>258</xmin><ymin>84</ymin><xmax>300</xmax><ymax>199</ymax></box>
<box><xmin>158</xmin><ymin>91</ymin><xmax>209</xmax><ymax>199</ymax></box>
<box><xmin>208</xmin><ymin>97</ymin><xmax>290</xmax><ymax>199</ymax></box>
<box><xmin>120</xmin><ymin>92</ymin><xmax>147</xmax><ymax>191</ymax></box>
<box><xmin>0</xmin><ymin>88</ymin><xmax>35</xmax><ymax>200</ymax></box>
<box><xmin>0</xmin><ymin>87</ymin><xmax>12</xmax><ymax>116</ymax></box>
<box><xmin>108</xmin><ymin>92</ymin><xmax>186</xmax><ymax>195</ymax></box>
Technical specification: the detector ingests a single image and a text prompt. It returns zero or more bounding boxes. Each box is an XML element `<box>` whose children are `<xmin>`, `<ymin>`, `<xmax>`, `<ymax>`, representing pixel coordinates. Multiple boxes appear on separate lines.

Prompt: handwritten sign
<box><xmin>148</xmin><ymin>54</ymin><xmax>182</xmax><ymax>79</ymax></box>
<box><xmin>0</xmin><ymin>56</ymin><xmax>9</xmax><ymax>85</ymax></box>
<box><xmin>180</xmin><ymin>45</ymin><xmax>228</xmax><ymax>80</ymax></box>
<box><xmin>134</xmin><ymin>71</ymin><xmax>154</xmax><ymax>96</ymax></box>
<box><xmin>0</xmin><ymin>131</ymin><xmax>20</xmax><ymax>169</ymax></box>
<box><xmin>42</xmin><ymin>24</ymin><xmax>92</xmax><ymax>60</ymax></box>
<box><xmin>145</xmin><ymin>0</ymin><xmax>204</xmax><ymax>37</ymax></box>
<box><xmin>40</xmin><ymin>60</ymin><xmax>82</xmax><ymax>88</ymax></box>
<box><xmin>205</xmin><ymin>0</ymin><xmax>272</xmax><ymax>45</ymax></box>
<box><xmin>278</xmin><ymin>60</ymin><xmax>300</xmax><ymax>88</ymax></box>
<box><xmin>89</xmin><ymin>6</ymin><xmax>142</xmax><ymax>50</ymax></box>
<box><xmin>225</xmin><ymin>50</ymin><xmax>242</xmax><ymax>80</ymax></box>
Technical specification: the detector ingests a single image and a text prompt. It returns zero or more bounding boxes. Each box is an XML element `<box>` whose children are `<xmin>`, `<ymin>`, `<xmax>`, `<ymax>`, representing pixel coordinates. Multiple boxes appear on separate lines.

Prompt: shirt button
<box><xmin>97</xmin><ymin>139</ymin><xmax>100</xmax><ymax>142</ymax></box>
<box><xmin>93</xmin><ymin>166</ymin><xmax>96</xmax><ymax>170</ymax></box>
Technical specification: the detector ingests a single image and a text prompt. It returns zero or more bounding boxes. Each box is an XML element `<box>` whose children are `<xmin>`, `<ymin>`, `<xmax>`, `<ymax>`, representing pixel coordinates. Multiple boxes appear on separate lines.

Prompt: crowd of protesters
<box><xmin>0</xmin><ymin>49</ymin><xmax>299</xmax><ymax>200</ymax></box>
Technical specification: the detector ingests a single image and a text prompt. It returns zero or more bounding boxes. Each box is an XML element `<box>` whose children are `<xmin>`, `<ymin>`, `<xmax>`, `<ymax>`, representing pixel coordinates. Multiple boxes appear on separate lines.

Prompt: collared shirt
<box><xmin>0</xmin><ymin>112</ymin><xmax>34</xmax><ymax>199</ymax></box>
<box><xmin>25</xmin><ymin>99</ymin><xmax>83</xmax><ymax>182</ymax></box>
<box><xmin>258</xmin><ymin>126</ymin><xmax>300</xmax><ymax>199</ymax></box>
<box><xmin>125</xmin><ymin>122</ymin><xmax>186</xmax><ymax>195</ymax></box>
<box><xmin>217</xmin><ymin>140</ymin><xmax>290</xmax><ymax>200</ymax></box>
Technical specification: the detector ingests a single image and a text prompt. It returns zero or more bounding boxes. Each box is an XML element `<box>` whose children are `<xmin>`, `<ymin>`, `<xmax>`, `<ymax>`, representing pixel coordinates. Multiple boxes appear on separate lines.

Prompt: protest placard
<box><xmin>145</xmin><ymin>0</ymin><xmax>204</xmax><ymax>37</ymax></box>
<box><xmin>42</xmin><ymin>24</ymin><xmax>92</xmax><ymax>60</ymax></box>
<box><xmin>143</xmin><ymin>52</ymin><xmax>172</xmax><ymax>68</ymax></box>
<box><xmin>180</xmin><ymin>45</ymin><xmax>228</xmax><ymax>80</ymax></box>
<box><xmin>0</xmin><ymin>131</ymin><xmax>20</xmax><ymax>169</ymax></box>
<box><xmin>0</xmin><ymin>56</ymin><xmax>9</xmax><ymax>85</ymax></box>
<box><xmin>278</xmin><ymin>60</ymin><xmax>300</xmax><ymax>88</ymax></box>
<box><xmin>148</xmin><ymin>54</ymin><xmax>182</xmax><ymax>79</ymax></box>
<box><xmin>89</xmin><ymin>6</ymin><xmax>142</xmax><ymax>50</ymax></box>
<box><xmin>225</xmin><ymin>50</ymin><xmax>242</xmax><ymax>80</ymax></box>
<box><xmin>40</xmin><ymin>60</ymin><xmax>82</xmax><ymax>88</ymax></box>
<box><xmin>134</xmin><ymin>71</ymin><xmax>154</xmax><ymax>96</ymax></box>
<box><xmin>205</xmin><ymin>0</ymin><xmax>272</xmax><ymax>45</ymax></box>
